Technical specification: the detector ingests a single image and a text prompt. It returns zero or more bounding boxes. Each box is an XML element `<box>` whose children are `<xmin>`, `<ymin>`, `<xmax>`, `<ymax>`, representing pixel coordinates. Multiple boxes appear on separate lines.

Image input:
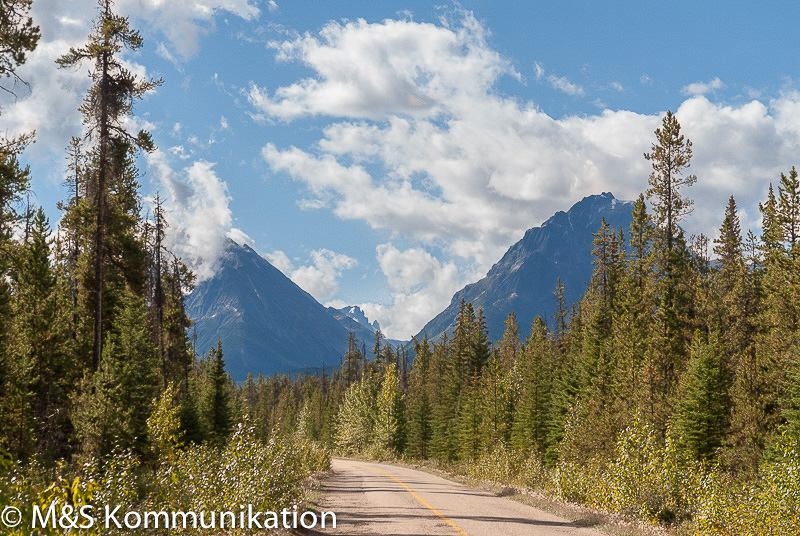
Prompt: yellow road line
<box><xmin>342</xmin><ymin>461</ymin><xmax>470</xmax><ymax>536</ymax></box>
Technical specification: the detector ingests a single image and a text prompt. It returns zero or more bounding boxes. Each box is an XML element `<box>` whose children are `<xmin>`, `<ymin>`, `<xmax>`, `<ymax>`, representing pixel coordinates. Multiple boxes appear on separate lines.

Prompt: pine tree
<box><xmin>777</xmin><ymin>166</ymin><xmax>800</xmax><ymax>251</ymax></box>
<box><xmin>645</xmin><ymin>110</ymin><xmax>697</xmax><ymax>253</ymax></box>
<box><xmin>12</xmin><ymin>209</ymin><xmax>74</xmax><ymax>460</ymax></box>
<box><xmin>513</xmin><ymin>316</ymin><xmax>553</xmax><ymax>455</ymax></box>
<box><xmin>57</xmin><ymin>0</ymin><xmax>161</xmax><ymax>370</ymax></box>
<box><xmin>0</xmin><ymin>0</ymin><xmax>39</xmax><ymax>459</ymax></box>
<box><xmin>0</xmin><ymin>0</ymin><xmax>40</xmax><ymax>88</ymax></box>
<box><xmin>643</xmin><ymin>111</ymin><xmax>698</xmax><ymax>435</ymax></box>
<box><xmin>611</xmin><ymin>196</ymin><xmax>653</xmax><ymax>423</ymax></box>
<box><xmin>469</xmin><ymin>307</ymin><xmax>491</xmax><ymax>380</ymax></box>
<box><xmin>407</xmin><ymin>337</ymin><xmax>433</xmax><ymax>458</ymax></box>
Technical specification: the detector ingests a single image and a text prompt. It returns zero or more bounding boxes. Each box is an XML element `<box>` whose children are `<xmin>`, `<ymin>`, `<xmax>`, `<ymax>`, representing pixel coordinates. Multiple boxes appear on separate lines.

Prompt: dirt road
<box><xmin>310</xmin><ymin>458</ymin><xmax>607</xmax><ymax>536</ymax></box>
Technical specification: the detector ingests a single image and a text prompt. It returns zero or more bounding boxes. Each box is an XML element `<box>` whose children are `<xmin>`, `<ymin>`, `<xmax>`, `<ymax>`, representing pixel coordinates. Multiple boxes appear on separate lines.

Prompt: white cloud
<box><xmin>377</xmin><ymin>243</ymin><xmax>440</xmax><ymax>293</ymax></box>
<box><xmin>227</xmin><ymin>227</ymin><xmax>254</xmax><ymax>247</ymax></box>
<box><xmin>361</xmin><ymin>243</ymin><xmax>477</xmax><ymax>338</ymax></box>
<box><xmin>532</xmin><ymin>60</ymin><xmax>584</xmax><ymax>96</ymax></box>
<box><xmin>547</xmin><ymin>74</ymin><xmax>584</xmax><ymax>96</ymax></box>
<box><xmin>147</xmin><ymin>150</ymin><xmax>234</xmax><ymax>282</ymax></box>
<box><xmin>533</xmin><ymin>61</ymin><xmax>544</xmax><ymax>80</ymax></box>
<box><xmin>267</xmin><ymin>0</ymin><xmax>278</xmax><ymax>13</ymax></box>
<box><xmin>254</xmin><ymin>12</ymin><xmax>800</xmax><ymax>338</ymax></box>
<box><xmin>287</xmin><ymin>249</ymin><xmax>357</xmax><ymax>302</ymax></box>
<box><xmin>682</xmin><ymin>76</ymin><xmax>725</xmax><ymax>96</ymax></box>
<box><xmin>119</xmin><ymin>0</ymin><xmax>260</xmax><ymax>61</ymax></box>
<box><xmin>262</xmin><ymin>248</ymin><xmax>356</xmax><ymax>301</ymax></box>
<box><xmin>248</xmin><ymin>11</ymin><xmax>516</xmax><ymax>121</ymax></box>
<box><xmin>264</xmin><ymin>250</ymin><xmax>293</xmax><ymax>275</ymax></box>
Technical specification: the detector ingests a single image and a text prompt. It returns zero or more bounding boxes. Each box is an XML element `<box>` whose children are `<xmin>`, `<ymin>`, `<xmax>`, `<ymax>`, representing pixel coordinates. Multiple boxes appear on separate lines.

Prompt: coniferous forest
<box><xmin>2</xmin><ymin>1</ymin><xmax>800</xmax><ymax>535</ymax></box>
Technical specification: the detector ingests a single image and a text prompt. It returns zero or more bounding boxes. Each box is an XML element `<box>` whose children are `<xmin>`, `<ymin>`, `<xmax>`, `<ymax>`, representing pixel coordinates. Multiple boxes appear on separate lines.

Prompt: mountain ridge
<box><xmin>414</xmin><ymin>192</ymin><xmax>634</xmax><ymax>343</ymax></box>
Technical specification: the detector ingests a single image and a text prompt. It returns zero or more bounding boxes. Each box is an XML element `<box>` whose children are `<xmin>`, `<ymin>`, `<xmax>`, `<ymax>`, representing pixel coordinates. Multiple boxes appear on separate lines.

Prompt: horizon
<box><xmin>3</xmin><ymin>1</ymin><xmax>798</xmax><ymax>338</ymax></box>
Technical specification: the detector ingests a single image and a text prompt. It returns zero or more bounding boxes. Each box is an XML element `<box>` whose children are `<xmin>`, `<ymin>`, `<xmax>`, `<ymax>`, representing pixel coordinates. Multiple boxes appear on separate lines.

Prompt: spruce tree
<box><xmin>199</xmin><ymin>340</ymin><xmax>233</xmax><ymax>445</ymax></box>
<box><xmin>12</xmin><ymin>209</ymin><xmax>74</xmax><ymax>460</ymax></box>
<box><xmin>0</xmin><ymin>0</ymin><xmax>39</xmax><ymax>459</ymax></box>
<box><xmin>675</xmin><ymin>331</ymin><xmax>730</xmax><ymax>461</ymax></box>
<box><xmin>777</xmin><ymin>166</ymin><xmax>800</xmax><ymax>251</ymax></box>
<box><xmin>73</xmin><ymin>294</ymin><xmax>159</xmax><ymax>458</ymax></box>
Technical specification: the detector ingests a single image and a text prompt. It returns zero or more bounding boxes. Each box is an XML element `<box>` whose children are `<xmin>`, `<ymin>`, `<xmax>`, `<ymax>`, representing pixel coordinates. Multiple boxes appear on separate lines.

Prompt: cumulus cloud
<box><xmin>264</xmin><ymin>250</ymin><xmax>293</xmax><ymax>275</ymax></box>
<box><xmin>682</xmin><ymin>76</ymin><xmax>725</xmax><ymax>96</ymax></box>
<box><xmin>265</xmin><ymin>249</ymin><xmax>356</xmax><ymax>302</ymax></box>
<box><xmin>361</xmin><ymin>244</ymin><xmax>477</xmax><ymax>338</ymax></box>
<box><xmin>254</xmin><ymin>12</ymin><xmax>800</xmax><ymax>338</ymax></box>
<box><xmin>148</xmin><ymin>150</ymin><xmax>235</xmax><ymax>282</ymax></box>
<box><xmin>248</xmin><ymin>11</ymin><xmax>515</xmax><ymax>121</ymax></box>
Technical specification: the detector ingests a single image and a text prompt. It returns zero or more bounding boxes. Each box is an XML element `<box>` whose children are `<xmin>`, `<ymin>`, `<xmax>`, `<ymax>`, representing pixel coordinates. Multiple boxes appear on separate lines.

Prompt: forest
<box><xmin>2</xmin><ymin>0</ymin><xmax>800</xmax><ymax>535</ymax></box>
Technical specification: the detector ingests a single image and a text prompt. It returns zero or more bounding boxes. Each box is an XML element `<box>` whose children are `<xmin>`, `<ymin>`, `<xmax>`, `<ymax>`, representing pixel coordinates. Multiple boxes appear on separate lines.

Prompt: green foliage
<box><xmin>0</xmin><ymin>0</ymin><xmax>40</xmax><ymax>85</ymax></box>
<box><xmin>73</xmin><ymin>294</ymin><xmax>159</xmax><ymax>459</ymax></box>
<box><xmin>335</xmin><ymin>375</ymin><xmax>378</xmax><ymax>454</ymax></box>
<box><xmin>695</xmin><ymin>431</ymin><xmax>800</xmax><ymax>535</ymax></box>
<box><xmin>147</xmin><ymin>383</ymin><xmax>184</xmax><ymax>462</ymax></box>
<box><xmin>376</xmin><ymin>363</ymin><xmax>406</xmax><ymax>454</ymax></box>
<box><xmin>675</xmin><ymin>332</ymin><xmax>730</xmax><ymax>461</ymax></box>
<box><xmin>196</xmin><ymin>340</ymin><xmax>234</xmax><ymax>445</ymax></box>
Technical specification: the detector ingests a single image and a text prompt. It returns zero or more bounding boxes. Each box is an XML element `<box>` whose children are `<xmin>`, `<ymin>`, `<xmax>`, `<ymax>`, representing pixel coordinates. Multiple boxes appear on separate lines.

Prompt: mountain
<box><xmin>414</xmin><ymin>192</ymin><xmax>634</xmax><ymax>343</ymax></box>
<box><xmin>337</xmin><ymin>305</ymin><xmax>381</xmax><ymax>332</ymax></box>
<box><xmin>186</xmin><ymin>239</ymin><xmax>359</xmax><ymax>380</ymax></box>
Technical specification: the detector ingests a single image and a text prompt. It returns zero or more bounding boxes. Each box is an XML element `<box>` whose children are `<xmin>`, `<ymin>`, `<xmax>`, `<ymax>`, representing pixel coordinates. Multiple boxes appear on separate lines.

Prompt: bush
<box><xmin>694</xmin><ymin>431</ymin><xmax>800</xmax><ymax>535</ymax></box>
<box><xmin>467</xmin><ymin>444</ymin><xmax>547</xmax><ymax>490</ymax></box>
<box><xmin>0</xmin><ymin>421</ymin><xmax>330</xmax><ymax>535</ymax></box>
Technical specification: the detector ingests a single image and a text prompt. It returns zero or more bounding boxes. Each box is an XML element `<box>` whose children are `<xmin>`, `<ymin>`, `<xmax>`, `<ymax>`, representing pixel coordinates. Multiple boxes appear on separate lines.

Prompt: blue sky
<box><xmin>4</xmin><ymin>0</ymin><xmax>800</xmax><ymax>338</ymax></box>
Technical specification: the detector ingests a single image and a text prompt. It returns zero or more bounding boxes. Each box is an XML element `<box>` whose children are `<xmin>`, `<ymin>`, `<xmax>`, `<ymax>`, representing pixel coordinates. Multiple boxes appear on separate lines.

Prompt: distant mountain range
<box><xmin>414</xmin><ymin>192</ymin><xmax>633</xmax><ymax>343</ymax></box>
<box><xmin>186</xmin><ymin>192</ymin><xmax>634</xmax><ymax>379</ymax></box>
<box><xmin>185</xmin><ymin>240</ymin><xmax>384</xmax><ymax>380</ymax></box>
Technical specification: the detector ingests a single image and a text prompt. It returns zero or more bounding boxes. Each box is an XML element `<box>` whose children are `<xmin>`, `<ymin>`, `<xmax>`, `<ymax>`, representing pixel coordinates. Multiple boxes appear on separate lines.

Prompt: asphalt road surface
<box><xmin>310</xmin><ymin>458</ymin><xmax>607</xmax><ymax>536</ymax></box>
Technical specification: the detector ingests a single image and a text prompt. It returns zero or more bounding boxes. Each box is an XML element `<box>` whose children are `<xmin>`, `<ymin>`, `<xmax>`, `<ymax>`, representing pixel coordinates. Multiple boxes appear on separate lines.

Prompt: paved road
<box><xmin>310</xmin><ymin>458</ymin><xmax>606</xmax><ymax>536</ymax></box>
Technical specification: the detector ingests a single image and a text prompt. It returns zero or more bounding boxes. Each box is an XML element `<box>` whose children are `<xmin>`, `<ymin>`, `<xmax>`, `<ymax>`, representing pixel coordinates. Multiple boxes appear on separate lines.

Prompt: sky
<box><xmin>3</xmin><ymin>0</ymin><xmax>800</xmax><ymax>339</ymax></box>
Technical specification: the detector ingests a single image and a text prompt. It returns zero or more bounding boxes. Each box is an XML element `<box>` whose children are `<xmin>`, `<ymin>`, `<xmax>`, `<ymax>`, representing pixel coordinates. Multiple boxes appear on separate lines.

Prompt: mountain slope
<box><xmin>414</xmin><ymin>192</ymin><xmax>634</xmax><ymax>343</ymax></box>
<box><xmin>186</xmin><ymin>239</ymin><xmax>352</xmax><ymax>380</ymax></box>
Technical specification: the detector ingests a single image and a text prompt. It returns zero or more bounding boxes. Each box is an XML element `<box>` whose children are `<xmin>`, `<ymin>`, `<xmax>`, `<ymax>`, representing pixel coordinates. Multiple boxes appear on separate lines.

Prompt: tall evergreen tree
<box><xmin>645</xmin><ymin>110</ymin><xmax>697</xmax><ymax>253</ymax></box>
<box><xmin>675</xmin><ymin>331</ymin><xmax>730</xmax><ymax>461</ymax></box>
<box><xmin>72</xmin><ymin>294</ymin><xmax>159</xmax><ymax>458</ymax></box>
<box><xmin>57</xmin><ymin>0</ymin><xmax>161</xmax><ymax>370</ymax></box>
<box><xmin>777</xmin><ymin>166</ymin><xmax>800</xmax><ymax>251</ymax></box>
<box><xmin>199</xmin><ymin>340</ymin><xmax>233</xmax><ymax>445</ymax></box>
<box><xmin>12</xmin><ymin>209</ymin><xmax>74</xmax><ymax>460</ymax></box>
